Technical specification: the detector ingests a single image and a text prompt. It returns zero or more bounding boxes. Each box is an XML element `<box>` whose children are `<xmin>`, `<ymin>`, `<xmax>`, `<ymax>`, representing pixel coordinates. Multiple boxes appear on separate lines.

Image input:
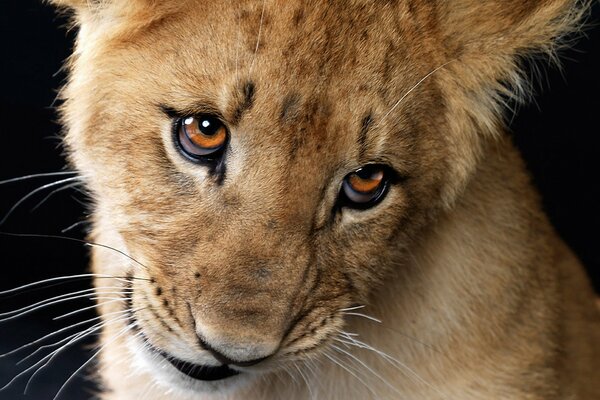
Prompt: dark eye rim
<box><xmin>172</xmin><ymin>114</ymin><xmax>229</xmax><ymax>164</ymax></box>
<box><xmin>338</xmin><ymin>164</ymin><xmax>395</xmax><ymax>210</ymax></box>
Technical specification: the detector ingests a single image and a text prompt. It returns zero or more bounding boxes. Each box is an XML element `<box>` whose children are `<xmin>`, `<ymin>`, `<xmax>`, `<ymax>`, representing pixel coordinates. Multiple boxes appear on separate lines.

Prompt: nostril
<box><xmin>198</xmin><ymin>337</ymin><xmax>271</xmax><ymax>367</ymax></box>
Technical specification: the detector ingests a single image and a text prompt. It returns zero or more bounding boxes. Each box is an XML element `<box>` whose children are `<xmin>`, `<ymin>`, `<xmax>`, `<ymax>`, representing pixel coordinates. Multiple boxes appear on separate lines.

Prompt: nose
<box><xmin>199</xmin><ymin>336</ymin><xmax>274</xmax><ymax>367</ymax></box>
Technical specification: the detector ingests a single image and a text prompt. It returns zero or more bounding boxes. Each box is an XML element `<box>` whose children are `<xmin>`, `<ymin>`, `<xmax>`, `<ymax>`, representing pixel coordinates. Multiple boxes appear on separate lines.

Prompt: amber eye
<box><xmin>177</xmin><ymin>115</ymin><xmax>228</xmax><ymax>160</ymax></box>
<box><xmin>341</xmin><ymin>165</ymin><xmax>389</xmax><ymax>208</ymax></box>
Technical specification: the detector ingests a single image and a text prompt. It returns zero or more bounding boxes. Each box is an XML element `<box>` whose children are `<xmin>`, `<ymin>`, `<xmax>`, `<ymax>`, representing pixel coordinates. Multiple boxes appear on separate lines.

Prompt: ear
<box><xmin>439</xmin><ymin>0</ymin><xmax>588</xmax><ymax>56</ymax></box>
<box><xmin>436</xmin><ymin>0</ymin><xmax>591</xmax><ymax>104</ymax></box>
<box><xmin>437</xmin><ymin>0</ymin><xmax>590</xmax><ymax>96</ymax></box>
<box><xmin>428</xmin><ymin>0</ymin><xmax>589</xmax><ymax>208</ymax></box>
<box><xmin>431</xmin><ymin>0</ymin><xmax>590</xmax><ymax>140</ymax></box>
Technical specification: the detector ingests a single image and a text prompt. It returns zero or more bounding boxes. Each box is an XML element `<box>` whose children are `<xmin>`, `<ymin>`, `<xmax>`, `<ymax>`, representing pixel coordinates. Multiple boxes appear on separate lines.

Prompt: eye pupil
<box><xmin>200</xmin><ymin>119</ymin><xmax>218</xmax><ymax>134</ymax></box>
<box><xmin>355</xmin><ymin>168</ymin><xmax>378</xmax><ymax>180</ymax></box>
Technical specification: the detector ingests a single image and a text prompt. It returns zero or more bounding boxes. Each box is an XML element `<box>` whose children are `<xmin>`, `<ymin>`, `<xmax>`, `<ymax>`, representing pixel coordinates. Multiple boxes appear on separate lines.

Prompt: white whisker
<box><xmin>60</xmin><ymin>219</ymin><xmax>89</xmax><ymax>234</ymax></box>
<box><xmin>292</xmin><ymin>362</ymin><xmax>314</xmax><ymax>399</ymax></box>
<box><xmin>53</xmin><ymin>296</ymin><xmax>131</xmax><ymax>321</ymax></box>
<box><xmin>30</xmin><ymin>182</ymin><xmax>83</xmax><ymax>212</ymax></box>
<box><xmin>338</xmin><ymin>305</ymin><xmax>366</xmax><ymax>312</ymax></box>
<box><xmin>323</xmin><ymin>350</ymin><xmax>377</xmax><ymax>398</ymax></box>
<box><xmin>0</xmin><ymin>232</ymin><xmax>149</xmax><ymax>270</ymax></box>
<box><xmin>331</xmin><ymin>343</ymin><xmax>401</xmax><ymax>396</ymax></box>
<box><xmin>18</xmin><ymin>308</ymin><xmax>134</xmax><ymax>367</ymax></box>
<box><xmin>1</xmin><ymin>308</ymin><xmax>131</xmax><ymax>359</ymax></box>
<box><xmin>248</xmin><ymin>0</ymin><xmax>267</xmax><ymax>75</ymax></box>
<box><xmin>380</xmin><ymin>60</ymin><xmax>453</xmax><ymax>123</ymax></box>
<box><xmin>342</xmin><ymin>312</ymin><xmax>382</xmax><ymax>323</ymax></box>
<box><xmin>0</xmin><ymin>273</ymin><xmax>139</xmax><ymax>297</ymax></box>
<box><xmin>1</xmin><ymin>310</ymin><xmax>134</xmax><ymax>392</ymax></box>
<box><xmin>235</xmin><ymin>5</ymin><xmax>241</xmax><ymax>79</ymax></box>
<box><xmin>337</xmin><ymin>332</ymin><xmax>448</xmax><ymax>399</ymax></box>
<box><xmin>0</xmin><ymin>288</ymin><xmax>96</xmax><ymax>318</ymax></box>
<box><xmin>0</xmin><ymin>177</ymin><xmax>81</xmax><ymax>225</ymax></box>
<box><xmin>0</xmin><ymin>288</ymin><xmax>130</xmax><ymax>322</ymax></box>
<box><xmin>52</xmin><ymin>320</ymin><xmax>138</xmax><ymax>400</ymax></box>
<box><xmin>24</xmin><ymin>317</ymin><xmax>132</xmax><ymax>394</ymax></box>
<box><xmin>0</xmin><ymin>171</ymin><xmax>77</xmax><ymax>186</ymax></box>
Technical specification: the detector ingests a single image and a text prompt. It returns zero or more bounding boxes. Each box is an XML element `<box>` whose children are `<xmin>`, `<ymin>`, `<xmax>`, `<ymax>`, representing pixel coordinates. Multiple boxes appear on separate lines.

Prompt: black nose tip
<box><xmin>199</xmin><ymin>338</ymin><xmax>270</xmax><ymax>367</ymax></box>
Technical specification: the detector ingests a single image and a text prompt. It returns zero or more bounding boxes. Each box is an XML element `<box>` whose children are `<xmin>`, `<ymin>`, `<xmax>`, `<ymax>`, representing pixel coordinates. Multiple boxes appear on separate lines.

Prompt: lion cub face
<box><xmin>56</xmin><ymin>0</ymin><xmax>573</xmax><ymax>393</ymax></box>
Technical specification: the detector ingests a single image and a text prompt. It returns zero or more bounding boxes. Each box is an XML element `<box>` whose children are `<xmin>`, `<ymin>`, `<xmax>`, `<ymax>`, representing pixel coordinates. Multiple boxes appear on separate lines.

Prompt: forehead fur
<box><xmin>58</xmin><ymin>0</ymin><xmax>590</xmax><ymax>138</ymax></box>
<box><xmin>56</xmin><ymin>0</ymin><xmax>589</xmax><ymax>211</ymax></box>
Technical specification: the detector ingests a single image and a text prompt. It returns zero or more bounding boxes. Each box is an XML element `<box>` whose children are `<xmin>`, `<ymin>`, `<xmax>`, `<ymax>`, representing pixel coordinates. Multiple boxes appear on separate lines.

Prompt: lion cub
<box><xmin>49</xmin><ymin>0</ymin><xmax>598</xmax><ymax>399</ymax></box>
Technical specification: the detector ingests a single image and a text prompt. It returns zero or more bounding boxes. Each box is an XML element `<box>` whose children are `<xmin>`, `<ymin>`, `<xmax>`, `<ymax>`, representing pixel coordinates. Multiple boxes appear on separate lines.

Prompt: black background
<box><xmin>0</xmin><ymin>1</ymin><xmax>598</xmax><ymax>399</ymax></box>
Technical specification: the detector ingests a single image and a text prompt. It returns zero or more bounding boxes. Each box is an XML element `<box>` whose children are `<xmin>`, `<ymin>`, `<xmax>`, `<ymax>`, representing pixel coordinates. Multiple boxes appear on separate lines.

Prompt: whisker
<box><xmin>292</xmin><ymin>362</ymin><xmax>314</xmax><ymax>399</ymax></box>
<box><xmin>30</xmin><ymin>182</ymin><xmax>83</xmax><ymax>212</ymax></box>
<box><xmin>1</xmin><ymin>310</ymin><xmax>135</xmax><ymax>392</ymax></box>
<box><xmin>248</xmin><ymin>0</ymin><xmax>267</xmax><ymax>75</ymax></box>
<box><xmin>379</xmin><ymin>60</ymin><xmax>454</xmax><ymax>124</ymax></box>
<box><xmin>235</xmin><ymin>5</ymin><xmax>241</xmax><ymax>79</ymax></box>
<box><xmin>61</xmin><ymin>219</ymin><xmax>89</xmax><ymax>234</ymax></box>
<box><xmin>17</xmin><ymin>307</ymin><xmax>134</xmax><ymax>367</ymax></box>
<box><xmin>0</xmin><ymin>231</ymin><xmax>150</xmax><ymax>271</ymax></box>
<box><xmin>0</xmin><ymin>308</ymin><xmax>131</xmax><ymax>359</ymax></box>
<box><xmin>0</xmin><ymin>177</ymin><xmax>81</xmax><ymax>225</ymax></box>
<box><xmin>0</xmin><ymin>286</ymin><xmax>127</xmax><ymax>317</ymax></box>
<box><xmin>0</xmin><ymin>272</ymin><xmax>144</xmax><ymax>297</ymax></box>
<box><xmin>282</xmin><ymin>363</ymin><xmax>300</xmax><ymax>387</ymax></box>
<box><xmin>54</xmin><ymin>297</ymin><xmax>130</xmax><ymax>321</ymax></box>
<box><xmin>0</xmin><ymin>286</ymin><xmax>125</xmax><ymax>317</ymax></box>
<box><xmin>0</xmin><ymin>289</ymin><xmax>130</xmax><ymax>322</ymax></box>
<box><xmin>24</xmin><ymin>313</ymin><xmax>137</xmax><ymax>394</ymax></box>
<box><xmin>0</xmin><ymin>288</ymin><xmax>94</xmax><ymax>322</ymax></box>
<box><xmin>0</xmin><ymin>171</ymin><xmax>77</xmax><ymax>186</ymax></box>
<box><xmin>339</xmin><ymin>324</ymin><xmax>442</xmax><ymax>354</ymax></box>
<box><xmin>342</xmin><ymin>312</ymin><xmax>382</xmax><ymax>324</ymax></box>
<box><xmin>338</xmin><ymin>305</ymin><xmax>366</xmax><ymax>312</ymax></box>
<box><xmin>51</xmin><ymin>319</ymin><xmax>138</xmax><ymax>400</ymax></box>
<box><xmin>331</xmin><ymin>343</ymin><xmax>401</xmax><ymax>396</ymax></box>
<box><xmin>337</xmin><ymin>332</ymin><xmax>448</xmax><ymax>399</ymax></box>
<box><xmin>323</xmin><ymin>350</ymin><xmax>377</xmax><ymax>398</ymax></box>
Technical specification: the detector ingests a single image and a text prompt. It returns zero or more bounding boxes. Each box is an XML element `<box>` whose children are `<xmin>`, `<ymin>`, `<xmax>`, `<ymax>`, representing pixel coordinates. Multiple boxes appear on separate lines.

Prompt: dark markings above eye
<box><xmin>231</xmin><ymin>80</ymin><xmax>256</xmax><ymax>125</ymax></box>
<box><xmin>280</xmin><ymin>93</ymin><xmax>302</xmax><ymax>123</ymax></box>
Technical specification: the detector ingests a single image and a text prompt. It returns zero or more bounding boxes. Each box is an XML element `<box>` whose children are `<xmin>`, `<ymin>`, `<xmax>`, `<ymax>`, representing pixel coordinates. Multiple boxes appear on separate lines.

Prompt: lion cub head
<box><xmin>51</xmin><ymin>0</ymin><xmax>585</xmax><ymax>393</ymax></box>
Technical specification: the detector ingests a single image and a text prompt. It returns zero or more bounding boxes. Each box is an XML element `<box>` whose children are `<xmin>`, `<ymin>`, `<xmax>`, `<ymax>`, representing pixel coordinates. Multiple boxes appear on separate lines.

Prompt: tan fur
<box><xmin>49</xmin><ymin>0</ymin><xmax>598</xmax><ymax>398</ymax></box>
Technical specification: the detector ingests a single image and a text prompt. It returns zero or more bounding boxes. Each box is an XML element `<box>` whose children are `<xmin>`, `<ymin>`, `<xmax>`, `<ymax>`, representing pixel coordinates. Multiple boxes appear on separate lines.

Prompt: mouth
<box><xmin>157</xmin><ymin>350</ymin><xmax>240</xmax><ymax>381</ymax></box>
<box><xmin>127</xmin><ymin>307</ymin><xmax>240</xmax><ymax>382</ymax></box>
